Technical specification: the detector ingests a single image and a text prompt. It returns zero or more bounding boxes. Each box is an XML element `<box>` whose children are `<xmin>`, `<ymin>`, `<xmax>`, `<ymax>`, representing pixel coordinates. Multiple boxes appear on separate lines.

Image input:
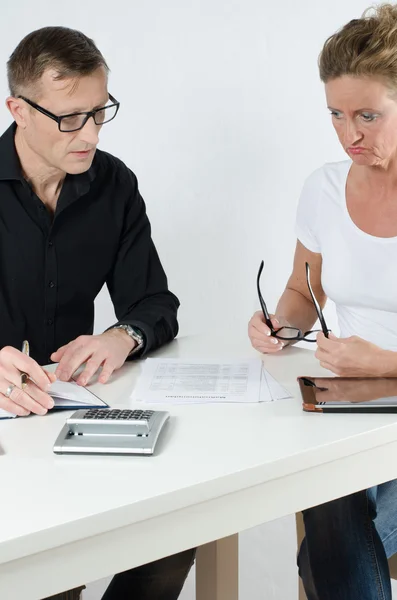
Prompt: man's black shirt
<box><xmin>0</xmin><ymin>124</ymin><xmax>179</xmax><ymax>364</ymax></box>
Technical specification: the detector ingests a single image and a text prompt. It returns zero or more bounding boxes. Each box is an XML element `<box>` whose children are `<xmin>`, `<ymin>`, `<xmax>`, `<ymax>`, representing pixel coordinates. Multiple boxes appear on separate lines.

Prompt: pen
<box><xmin>21</xmin><ymin>340</ymin><xmax>30</xmax><ymax>389</ymax></box>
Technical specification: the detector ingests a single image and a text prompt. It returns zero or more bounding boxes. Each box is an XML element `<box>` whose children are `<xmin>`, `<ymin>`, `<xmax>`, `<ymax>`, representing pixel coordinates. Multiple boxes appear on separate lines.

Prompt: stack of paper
<box><xmin>131</xmin><ymin>358</ymin><xmax>292</xmax><ymax>405</ymax></box>
<box><xmin>262</xmin><ymin>369</ymin><xmax>292</xmax><ymax>402</ymax></box>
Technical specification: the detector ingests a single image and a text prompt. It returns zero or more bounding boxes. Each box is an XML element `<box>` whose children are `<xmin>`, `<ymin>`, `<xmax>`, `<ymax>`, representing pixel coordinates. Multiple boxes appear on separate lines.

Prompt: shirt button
<box><xmin>48</xmin><ymin>240</ymin><xmax>53</xmax><ymax>247</ymax></box>
<box><xmin>39</xmin><ymin>205</ymin><xmax>45</xmax><ymax>211</ymax></box>
<box><xmin>49</xmin><ymin>281</ymin><xmax>55</xmax><ymax>288</ymax></box>
<box><xmin>47</xmin><ymin>319</ymin><xmax>53</xmax><ymax>325</ymax></box>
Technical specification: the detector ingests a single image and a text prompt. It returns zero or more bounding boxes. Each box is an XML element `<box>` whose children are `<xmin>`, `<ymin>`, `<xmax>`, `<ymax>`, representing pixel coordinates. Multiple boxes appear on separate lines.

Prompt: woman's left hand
<box><xmin>315</xmin><ymin>332</ymin><xmax>396</xmax><ymax>377</ymax></box>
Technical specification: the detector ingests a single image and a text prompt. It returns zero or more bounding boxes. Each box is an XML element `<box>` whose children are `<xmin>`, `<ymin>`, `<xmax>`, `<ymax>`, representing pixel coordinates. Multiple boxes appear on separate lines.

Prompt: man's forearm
<box><xmin>117</xmin><ymin>290</ymin><xmax>179</xmax><ymax>356</ymax></box>
<box><xmin>275</xmin><ymin>287</ymin><xmax>320</xmax><ymax>334</ymax></box>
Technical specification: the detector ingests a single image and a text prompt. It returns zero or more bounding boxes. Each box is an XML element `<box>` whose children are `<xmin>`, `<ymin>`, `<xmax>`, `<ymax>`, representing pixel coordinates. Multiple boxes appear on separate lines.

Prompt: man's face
<box><xmin>12</xmin><ymin>67</ymin><xmax>109</xmax><ymax>175</ymax></box>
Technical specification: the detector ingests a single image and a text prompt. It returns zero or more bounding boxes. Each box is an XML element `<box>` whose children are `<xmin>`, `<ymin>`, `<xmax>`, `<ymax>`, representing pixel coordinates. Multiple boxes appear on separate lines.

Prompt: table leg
<box><xmin>195</xmin><ymin>534</ymin><xmax>238</xmax><ymax>600</ymax></box>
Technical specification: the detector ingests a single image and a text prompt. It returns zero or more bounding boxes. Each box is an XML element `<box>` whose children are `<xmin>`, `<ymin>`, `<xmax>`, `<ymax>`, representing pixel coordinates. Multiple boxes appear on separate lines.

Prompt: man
<box><xmin>2</xmin><ymin>26</ymin><xmax>195</xmax><ymax>600</ymax></box>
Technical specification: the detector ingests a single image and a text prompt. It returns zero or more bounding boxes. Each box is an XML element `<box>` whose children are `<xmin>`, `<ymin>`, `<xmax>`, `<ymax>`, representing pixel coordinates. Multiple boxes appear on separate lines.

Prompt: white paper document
<box><xmin>263</xmin><ymin>371</ymin><xmax>292</xmax><ymax>401</ymax></box>
<box><xmin>132</xmin><ymin>358</ymin><xmax>265</xmax><ymax>404</ymax></box>
<box><xmin>49</xmin><ymin>380</ymin><xmax>107</xmax><ymax>407</ymax></box>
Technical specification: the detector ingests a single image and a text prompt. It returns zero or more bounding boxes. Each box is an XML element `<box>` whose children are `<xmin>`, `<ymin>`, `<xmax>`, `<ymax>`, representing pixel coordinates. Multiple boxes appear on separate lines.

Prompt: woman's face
<box><xmin>325</xmin><ymin>75</ymin><xmax>397</xmax><ymax>168</ymax></box>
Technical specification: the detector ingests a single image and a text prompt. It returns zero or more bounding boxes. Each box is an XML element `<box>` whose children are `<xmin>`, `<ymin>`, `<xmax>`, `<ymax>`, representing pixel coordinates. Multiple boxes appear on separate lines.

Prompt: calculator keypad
<box><xmin>83</xmin><ymin>409</ymin><xmax>154</xmax><ymax>421</ymax></box>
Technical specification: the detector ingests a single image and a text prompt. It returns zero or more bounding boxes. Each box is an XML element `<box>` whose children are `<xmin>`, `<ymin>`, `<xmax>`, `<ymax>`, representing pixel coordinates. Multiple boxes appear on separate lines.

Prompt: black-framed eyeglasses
<box><xmin>256</xmin><ymin>260</ymin><xmax>330</xmax><ymax>342</ymax></box>
<box><xmin>18</xmin><ymin>94</ymin><xmax>120</xmax><ymax>132</ymax></box>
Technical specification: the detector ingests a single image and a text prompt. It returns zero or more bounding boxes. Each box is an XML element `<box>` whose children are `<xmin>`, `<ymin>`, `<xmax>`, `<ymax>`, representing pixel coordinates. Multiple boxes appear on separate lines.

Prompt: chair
<box><xmin>296</xmin><ymin>513</ymin><xmax>397</xmax><ymax>599</ymax></box>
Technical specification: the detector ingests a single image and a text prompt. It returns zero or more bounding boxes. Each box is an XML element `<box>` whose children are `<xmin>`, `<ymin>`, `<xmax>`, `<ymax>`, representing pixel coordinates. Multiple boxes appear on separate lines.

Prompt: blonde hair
<box><xmin>319</xmin><ymin>3</ymin><xmax>397</xmax><ymax>88</ymax></box>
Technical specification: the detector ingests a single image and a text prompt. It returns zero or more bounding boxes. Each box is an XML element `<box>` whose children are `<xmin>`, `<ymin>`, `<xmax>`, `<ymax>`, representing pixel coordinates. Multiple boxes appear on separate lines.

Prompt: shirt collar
<box><xmin>0</xmin><ymin>122</ymin><xmax>96</xmax><ymax>188</ymax></box>
<box><xmin>0</xmin><ymin>122</ymin><xmax>24</xmax><ymax>181</ymax></box>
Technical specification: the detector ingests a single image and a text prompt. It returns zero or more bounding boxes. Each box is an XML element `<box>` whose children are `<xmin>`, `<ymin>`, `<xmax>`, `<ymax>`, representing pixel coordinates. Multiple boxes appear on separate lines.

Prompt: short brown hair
<box><xmin>7</xmin><ymin>26</ymin><xmax>108</xmax><ymax>97</ymax></box>
<box><xmin>319</xmin><ymin>3</ymin><xmax>397</xmax><ymax>88</ymax></box>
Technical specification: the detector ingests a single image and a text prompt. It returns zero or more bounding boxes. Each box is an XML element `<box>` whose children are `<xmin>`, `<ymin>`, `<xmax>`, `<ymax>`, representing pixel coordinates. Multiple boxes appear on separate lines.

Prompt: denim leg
<box><xmin>374</xmin><ymin>479</ymin><xmax>397</xmax><ymax>559</ymax></box>
<box><xmin>298</xmin><ymin>485</ymin><xmax>392</xmax><ymax>600</ymax></box>
<box><xmin>101</xmin><ymin>548</ymin><xmax>196</xmax><ymax>600</ymax></box>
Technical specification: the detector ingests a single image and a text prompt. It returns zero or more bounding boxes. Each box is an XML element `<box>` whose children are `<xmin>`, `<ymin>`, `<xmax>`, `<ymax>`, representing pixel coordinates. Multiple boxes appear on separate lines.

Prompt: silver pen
<box><xmin>21</xmin><ymin>340</ymin><xmax>30</xmax><ymax>389</ymax></box>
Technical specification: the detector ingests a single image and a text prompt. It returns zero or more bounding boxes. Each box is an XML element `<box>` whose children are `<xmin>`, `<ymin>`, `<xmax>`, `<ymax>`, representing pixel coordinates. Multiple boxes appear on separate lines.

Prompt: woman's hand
<box><xmin>248</xmin><ymin>311</ymin><xmax>290</xmax><ymax>354</ymax></box>
<box><xmin>315</xmin><ymin>332</ymin><xmax>396</xmax><ymax>377</ymax></box>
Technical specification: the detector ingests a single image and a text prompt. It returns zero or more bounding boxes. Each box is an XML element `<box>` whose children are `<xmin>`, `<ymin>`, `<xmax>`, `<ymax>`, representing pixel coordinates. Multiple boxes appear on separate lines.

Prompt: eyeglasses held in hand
<box><xmin>256</xmin><ymin>260</ymin><xmax>330</xmax><ymax>342</ymax></box>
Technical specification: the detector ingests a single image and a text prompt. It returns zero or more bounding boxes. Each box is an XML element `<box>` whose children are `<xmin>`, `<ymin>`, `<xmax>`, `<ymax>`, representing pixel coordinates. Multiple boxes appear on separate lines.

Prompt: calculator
<box><xmin>53</xmin><ymin>408</ymin><xmax>170</xmax><ymax>455</ymax></box>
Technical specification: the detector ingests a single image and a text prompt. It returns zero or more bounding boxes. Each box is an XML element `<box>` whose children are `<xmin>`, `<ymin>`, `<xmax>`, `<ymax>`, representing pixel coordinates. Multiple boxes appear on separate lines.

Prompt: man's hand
<box><xmin>0</xmin><ymin>346</ymin><xmax>56</xmax><ymax>416</ymax></box>
<box><xmin>51</xmin><ymin>329</ymin><xmax>136</xmax><ymax>386</ymax></box>
<box><xmin>315</xmin><ymin>332</ymin><xmax>396</xmax><ymax>377</ymax></box>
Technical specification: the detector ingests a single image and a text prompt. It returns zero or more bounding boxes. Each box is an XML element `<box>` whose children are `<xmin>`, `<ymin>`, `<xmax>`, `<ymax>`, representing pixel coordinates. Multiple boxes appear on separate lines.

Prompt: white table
<box><xmin>2</xmin><ymin>333</ymin><xmax>397</xmax><ymax>600</ymax></box>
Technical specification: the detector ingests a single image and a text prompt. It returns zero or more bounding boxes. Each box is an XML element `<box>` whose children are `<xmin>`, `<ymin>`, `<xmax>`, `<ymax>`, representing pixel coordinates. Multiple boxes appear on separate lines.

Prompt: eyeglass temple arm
<box><xmin>305</xmin><ymin>262</ymin><xmax>329</xmax><ymax>338</ymax></box>
<box><xmin>257</xmin><ymin>261</ymin><xmax>273</xmax><ymax>329</ymax></box>
<box><xmin>18</xmin><ymin>96</ymin><xmax>59</xmax><ymax>123</ymax></box>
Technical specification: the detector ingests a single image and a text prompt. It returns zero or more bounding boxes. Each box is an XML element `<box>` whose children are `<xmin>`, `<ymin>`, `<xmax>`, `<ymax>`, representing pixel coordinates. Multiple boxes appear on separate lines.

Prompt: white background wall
<box><xmin>1</xmin><ymin>1</ymin><xmax>391</xmax><ymax>598</ymax></box>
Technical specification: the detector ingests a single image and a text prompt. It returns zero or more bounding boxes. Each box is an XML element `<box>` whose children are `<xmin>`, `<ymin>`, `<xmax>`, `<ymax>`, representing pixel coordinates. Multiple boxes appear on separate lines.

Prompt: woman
<box><xmin>249</xmin><ymin>4</ymin><xmax>397</xmax><ymax>599</ymax></box>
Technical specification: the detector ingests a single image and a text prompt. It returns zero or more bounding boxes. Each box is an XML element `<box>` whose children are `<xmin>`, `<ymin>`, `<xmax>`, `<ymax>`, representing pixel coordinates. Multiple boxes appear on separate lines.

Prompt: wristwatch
<box><xmin>112</xmin><ymin>324</ymin><xmax>145</xmax><ymax>355</ymax></box>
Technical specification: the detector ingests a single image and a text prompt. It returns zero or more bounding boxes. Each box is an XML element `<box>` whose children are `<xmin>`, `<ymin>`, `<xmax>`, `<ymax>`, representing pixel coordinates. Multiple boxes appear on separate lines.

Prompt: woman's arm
<box><xmin>248</xmin><ymin>240</ymin><xmax>326</xmax><ymax>353</ymax></box>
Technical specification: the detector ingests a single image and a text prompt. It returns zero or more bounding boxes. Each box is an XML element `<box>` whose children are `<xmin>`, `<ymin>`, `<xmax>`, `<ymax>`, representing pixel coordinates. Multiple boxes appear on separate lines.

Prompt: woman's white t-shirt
<box><xmin>295</xmin><ymin>160</ymin><xmax>397</xmax><ymax>351</ymax></box>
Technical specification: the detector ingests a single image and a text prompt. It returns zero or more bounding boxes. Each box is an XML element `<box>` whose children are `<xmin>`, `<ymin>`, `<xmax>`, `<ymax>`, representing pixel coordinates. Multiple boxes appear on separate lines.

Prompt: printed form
<box><xmin>132</xmin><ymin>358</ymin><xmax>268</xmax><ymax>404</ymax></box>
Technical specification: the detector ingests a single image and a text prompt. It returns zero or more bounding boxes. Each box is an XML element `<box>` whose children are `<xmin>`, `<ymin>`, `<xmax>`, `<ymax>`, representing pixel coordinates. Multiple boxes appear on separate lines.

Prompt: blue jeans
<box><xmin>298</xmin><ymin>479</ymin><xmax>397</xmax><ymax>599</ymax></box>
<box><xmin>101</xmin><ymin>548</ymin><xmax>196</xmax><ymax>600</ymax></box>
